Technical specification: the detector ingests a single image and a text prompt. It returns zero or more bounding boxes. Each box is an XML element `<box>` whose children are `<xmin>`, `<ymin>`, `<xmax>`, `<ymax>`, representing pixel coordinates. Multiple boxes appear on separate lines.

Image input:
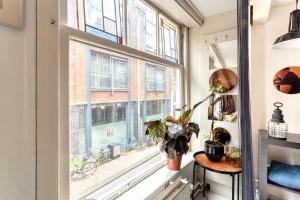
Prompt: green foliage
<box><xmin>178</xmin><ymin>109</ymin><xmax>193</xmax><ymax>125</ymax></box>
<box><xmin>70</xmin><ymin>155</ymin><xmax>83</xmax><ymax>171</ymax></box>
<box><xmin>146</xmin><ymin>120</ymin><xmax>167</xmax><ymax>143</ymax></box>
<box><xmin>209</xmin><ymin>84</ymin><xmax>223</xmax><ymax>93</ymax></box>
<box><xmin>144</xmin><ymin>109</ymin><xmax>199</xmax><ymax>159</ymax></box>
<box><xmin>144</xmin><ymin>85</ymin><xmax>224</xmax><ymax>159</ymax></box>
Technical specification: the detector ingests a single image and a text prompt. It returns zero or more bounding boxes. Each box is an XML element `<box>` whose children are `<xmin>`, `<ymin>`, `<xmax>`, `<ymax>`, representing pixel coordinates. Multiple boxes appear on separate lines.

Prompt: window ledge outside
<box><xmin>117</xmin><ymin>152</ymin><xmax>194</xmax><ymax>200</ymax></box>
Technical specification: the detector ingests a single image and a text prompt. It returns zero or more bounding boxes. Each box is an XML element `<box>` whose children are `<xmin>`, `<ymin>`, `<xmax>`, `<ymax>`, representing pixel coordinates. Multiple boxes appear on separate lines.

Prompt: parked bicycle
<box><xmin>70</xmin><ymin>147</ymin><xmax>111</xmax><ymax>180</ymax></box>
<box><xmin>70</xmin><ymin>154</ymin><xmax>97</xmax><ymax>180</ymax></box>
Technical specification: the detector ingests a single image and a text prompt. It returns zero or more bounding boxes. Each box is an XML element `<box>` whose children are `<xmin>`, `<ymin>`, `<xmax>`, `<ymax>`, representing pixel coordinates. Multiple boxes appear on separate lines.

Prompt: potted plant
<box><xmin>144</xmin><ymin>85</ymin><xmax>226</xmax><ymax>169</ymax></box>
<box><xmin>144</xmin><ymin>108</ymin><xmax>200</xmax><ymax>170</ymax></box>
<box><xmin>203</xmin><ymin>85</ymin><xmax>228</xmax><ymax>161</ymax></box>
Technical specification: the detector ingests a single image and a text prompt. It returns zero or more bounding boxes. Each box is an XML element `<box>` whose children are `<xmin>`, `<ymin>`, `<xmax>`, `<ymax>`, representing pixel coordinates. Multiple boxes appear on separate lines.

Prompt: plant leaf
<box><xmin>147</xmin><ymin>121</ymin><xmax>167</xmax><ymax>143</ymax></box>
<box><xmin>175</xmin><ymin>135</ymin><xmax>189</xmax><ymax>155</ymax></box>
<box><xmin>177</xmin><ymin>109</ymin><xmax>192</xmax><ymax>125</ymax></box>
<box><xmin>164</xmin><ymin>116</ymin><xmax>177</xmax><ymax>123</ymax></box>
<box><xmin>185</xmin><ymin>122</ymin><xmax>200</xmax><ymax>140</ymax></box>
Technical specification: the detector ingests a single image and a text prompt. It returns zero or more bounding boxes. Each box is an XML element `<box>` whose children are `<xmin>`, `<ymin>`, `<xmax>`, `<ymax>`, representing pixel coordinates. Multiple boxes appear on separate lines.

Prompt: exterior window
<box><xmin>146</xmin><ymin>100</ymin><xmax>162</xmax><ymax>115</ymax></box>
<box><xmin>92</xmin><ymin>104</ymin><xmax>113</xmax><ymax>125</ymax></box>
<box><xmin>146</xmin><ymin>64</ymin><xmax>165</xmax><ymax>91</ymax></box>
<box><xmin>91</xmin><ymin>51</ymin><xmax>128</xmax><ymax>90</ymax></box>
<box><xmin>127</xmin><ymin>0</ymin><xmax>157</xmax><ymax>54</ymax></box>
<box><xmin>113</xmin><ymin>58</ymin><xmax>128</xmax><ymax>89</ymax></box>
<box><xmin>84</xmin><ymin>0</ymin><xmax>123</xmax><ymax>43</ymax></box>
<box><xmin>160</xmin><ymin>16</ymin><xmax>178</xmax><ymax>63</ymax></box>
<box><xmin>115</xmin><ymin>103</ymin><xmax>127</xmax><ymax>121</ymax></box>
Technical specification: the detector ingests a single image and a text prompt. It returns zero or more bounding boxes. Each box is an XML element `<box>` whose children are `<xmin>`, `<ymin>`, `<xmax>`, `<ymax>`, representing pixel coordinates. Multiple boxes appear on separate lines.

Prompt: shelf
<box><xmin>259</xmin><ymin>129</ymin><xmax>300</xmax><ymax>150</ymax></box>
<box><xmin>267</xmin><ymin>182</ymin><xmax>300</xmax><ymax>196</ymax></box>
<box><xmin>258</xmin><ymin>129</ymin><xmax>300</xmax><ymax>200</ymax></box>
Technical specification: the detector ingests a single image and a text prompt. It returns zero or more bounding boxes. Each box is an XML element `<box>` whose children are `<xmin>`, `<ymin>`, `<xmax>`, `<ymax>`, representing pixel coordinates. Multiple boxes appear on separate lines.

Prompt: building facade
<box><xmin>69</xmin><ymin>0</ymin><xmax>181</xmax><ymax>155</ymax></box>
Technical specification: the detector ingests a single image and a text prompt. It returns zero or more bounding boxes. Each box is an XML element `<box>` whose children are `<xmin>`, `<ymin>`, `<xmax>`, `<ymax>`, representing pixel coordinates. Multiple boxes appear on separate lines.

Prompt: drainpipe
<box><xmin>85</xmin><ymin>50</ymin><xmax>93</xmax><ymax>155</ymax></box>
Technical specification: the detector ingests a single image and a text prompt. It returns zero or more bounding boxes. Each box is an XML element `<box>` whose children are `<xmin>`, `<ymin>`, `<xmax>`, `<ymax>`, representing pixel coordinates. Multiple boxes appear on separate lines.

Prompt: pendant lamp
<box><xmin>273</xmin><ymin>0</ymin><xmax>300</xmax><ymax>49</ymax></box>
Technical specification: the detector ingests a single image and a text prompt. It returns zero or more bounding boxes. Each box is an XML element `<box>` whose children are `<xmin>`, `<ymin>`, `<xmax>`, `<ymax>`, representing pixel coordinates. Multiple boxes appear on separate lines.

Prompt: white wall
<box><xmin>251</xmin><ymin>3</ymin><xmax>300</xmax><ymax>199</ymax></box>
<box><xmin>0</xmin><ymin>0</ymin><xmax>36</xmax><ymax>199</ymax></box>
<box><xmin>189</xmin><ymin>10</ymin><xmax>238</xmax><ymax>199</ymax></box>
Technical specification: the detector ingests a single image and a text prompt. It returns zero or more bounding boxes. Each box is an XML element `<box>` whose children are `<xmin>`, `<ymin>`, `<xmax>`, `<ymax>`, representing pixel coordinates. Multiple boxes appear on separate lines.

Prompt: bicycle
<box><xmin>70</xmin><ymin>153</ymin><xmax>97</xmax><ymax>180</ymax></box>
<box><xmin>92</xmin><ymin>147</ymin><xmax>111</xmax><ymax>165</ymax></box>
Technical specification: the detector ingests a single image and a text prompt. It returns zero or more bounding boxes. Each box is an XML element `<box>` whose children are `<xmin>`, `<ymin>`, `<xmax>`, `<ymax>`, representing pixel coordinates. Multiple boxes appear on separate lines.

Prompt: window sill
<box><xmin>117</xmin><ymin>152</ymin><xmax>194</xmax><ymax>200</ymax></box>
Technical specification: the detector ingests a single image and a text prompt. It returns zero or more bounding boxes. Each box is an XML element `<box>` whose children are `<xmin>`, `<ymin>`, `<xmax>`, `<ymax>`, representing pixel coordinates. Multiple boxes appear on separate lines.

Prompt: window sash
<box><xmin>78</xmin><ymin>0</ymin><xmax>180</xmax><ymax>63</ymax></box>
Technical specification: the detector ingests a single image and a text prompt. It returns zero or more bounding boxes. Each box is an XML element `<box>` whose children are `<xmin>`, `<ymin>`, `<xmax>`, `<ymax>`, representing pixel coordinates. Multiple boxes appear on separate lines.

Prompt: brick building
<box><xmin>69</xmin><ymin>0</ymin><xmax>180</xmax><ymax>155</ymax></box>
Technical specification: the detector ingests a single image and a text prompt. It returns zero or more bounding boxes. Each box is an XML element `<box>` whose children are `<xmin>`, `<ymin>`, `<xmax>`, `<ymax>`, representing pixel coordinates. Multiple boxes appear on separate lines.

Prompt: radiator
<box><xmin>154</xmin><ymin>177</ymin><xmax>192</xmax><ymax>200</ymax></box>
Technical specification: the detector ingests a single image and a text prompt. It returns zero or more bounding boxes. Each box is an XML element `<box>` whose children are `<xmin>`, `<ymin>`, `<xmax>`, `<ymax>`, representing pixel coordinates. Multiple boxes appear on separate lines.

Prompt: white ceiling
<box><xmin>191</xmin><ymin>0</ymin><xmax>237</xmax><ymax>17</ymax></box>
<box><xmin>150</xmin><ymin>0</ymin><xmax>198</xmax><ymax>27</ymax></box>
<box><xmin>271</xmin><ymin>0</ymin><xmax>295</xmax><ymax>7</ymax></box>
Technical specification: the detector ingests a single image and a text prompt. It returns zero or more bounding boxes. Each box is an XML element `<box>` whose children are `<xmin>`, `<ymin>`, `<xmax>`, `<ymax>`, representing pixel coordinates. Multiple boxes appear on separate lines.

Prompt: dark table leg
<box><xmin>232</xmin><ymin>173</ymin><xmax>235</xmax><ymax>200</ymax></box>
<box><xmin>203</xmin><ymin>168</ymin><xmax>206</xmax><ymax>197</ymax></box>
<box><xmin>192</xmin><ymin>162</ymin><xmax>196</xmax><ymax>200</ymax></box>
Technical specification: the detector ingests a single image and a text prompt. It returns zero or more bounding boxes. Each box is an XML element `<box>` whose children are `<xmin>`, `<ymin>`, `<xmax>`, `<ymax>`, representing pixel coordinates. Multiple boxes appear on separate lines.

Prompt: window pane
<box><xmin>160</xmin><ymin>16</ymin><xmax>178</xmax><ymax>63</ymax></box>
<box><xmin>127</xmin><ymin>0</ymin><xmax>157</xmax><ymax>54</ymax></box>
<box><xmin>69</xmin><ymin>40</ymin><xmax>181</xmax><ymax>199</ymax></box>
<box><xmin>146</xmin><ymin>64</ymin><xmax>165</xmax><ymax>91</ymax></box>
<box><xmin>68</xmin><ymin>0</ymin><xmax>123</xmax><ymax>43</ymax></box>
<box><xmin>85</xmin><ymin>0</ymin><xmax>104</xmax><ymax>30</ymax></box>
<box><xmin>103</xmin><ymin>0</ymin><xmax>116</xmax><ymax>20</ymax></box>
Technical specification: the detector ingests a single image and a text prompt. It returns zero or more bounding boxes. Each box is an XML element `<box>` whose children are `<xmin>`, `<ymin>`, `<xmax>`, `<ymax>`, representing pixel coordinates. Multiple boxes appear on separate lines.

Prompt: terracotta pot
<box><xmin>167</xmin><ymin>154</ymin><xmax>182</xmax><ymax>171</ymax></box>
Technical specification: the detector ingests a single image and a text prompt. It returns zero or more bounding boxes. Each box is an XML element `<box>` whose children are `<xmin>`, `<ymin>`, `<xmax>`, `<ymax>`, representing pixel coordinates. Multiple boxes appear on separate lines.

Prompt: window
<box><xmin>127</xmin><ymin>0</ymin><xmax>157</xmax><ymax>53</ymax></box>
<box><xmin>69</xmin><ymin>0</ymin><xmax>180</xmax><ymax>64</ymax></box>
<box><xmin>91</xmin><ymin>51</ymin><xmax>128</xmax><ymax>90</ymax></box>
<box><xmin>64</xmin><ymin>1</ymin><xmax>184</xmax><ymax>199</ymax></box>
<box><xmin>160</xmin><ymin>16</ymin><xmax>178</xmax><ymax>63</ymax></box>
<box><xmin>70</xmin><ymin>0</ymin><xmax>123</xmax><ymax>43</ymax></box>
<box><xmin>146</xmin><ymin>64</ymin><xmax>166</xmax><ymax>91</ymax></box>
<box><xmin>92</xmin><ymin>104</ymin><xmax>113</xmax><ymax>125</ymax></box>
<box><xmin>145</xmin><ymin>8</ymin><xmax>157</xmax><ymax>52</ymax></box>
<box><xmin>146</xmin><ymin>100</ymin><xmax>162</xmax><ymax>115</ymax></box>
<box><xmin>69</xmin><ymin>40</ymin><xmax>181</xmax><ymax>199</ymax></box>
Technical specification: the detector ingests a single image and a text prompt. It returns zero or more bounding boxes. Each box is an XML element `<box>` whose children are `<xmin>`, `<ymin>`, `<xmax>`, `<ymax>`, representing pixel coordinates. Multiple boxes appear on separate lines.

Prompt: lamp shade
<box><xmin>273</xmin><ymin>9</ymin><xmax>300</xmax><ymax>49</ymax></box>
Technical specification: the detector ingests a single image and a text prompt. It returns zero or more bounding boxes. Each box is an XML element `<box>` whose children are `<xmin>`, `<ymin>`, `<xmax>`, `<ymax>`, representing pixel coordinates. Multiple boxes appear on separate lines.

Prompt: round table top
<box><xmin>194</xmin><ymin>151</ymin><xmax>242</xmax><ymax>174</ymax></box>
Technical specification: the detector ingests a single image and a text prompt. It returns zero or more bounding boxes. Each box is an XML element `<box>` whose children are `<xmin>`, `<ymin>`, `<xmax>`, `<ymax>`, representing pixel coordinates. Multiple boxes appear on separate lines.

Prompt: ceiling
<box><xmin>271</xmin><ymin>0</ymin><xmax>295</xmax><ymax>7</ymax></box>
<box><xmin>191</xmin><ymin>0</ymin><xmax>237</xmax><ymax>17</ymax></box>
<box><xmin>150</xmin><ymin>0</ymin><xmax>199</xmax><ymax>27</ymax></box>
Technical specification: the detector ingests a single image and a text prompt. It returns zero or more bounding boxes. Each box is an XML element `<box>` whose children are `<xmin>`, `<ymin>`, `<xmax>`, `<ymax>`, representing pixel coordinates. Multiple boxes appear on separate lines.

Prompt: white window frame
<box><xmin>37</xmin><ymin>0</ymin><xmax>187</xmax><ymax>200</ymax></box>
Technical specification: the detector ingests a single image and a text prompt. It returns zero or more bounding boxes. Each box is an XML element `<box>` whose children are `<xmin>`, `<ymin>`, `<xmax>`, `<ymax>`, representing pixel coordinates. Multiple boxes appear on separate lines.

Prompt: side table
<box><xmin>192</xmin><ymin>151</ymin><xmax>241</xmax><ymax>200</ymax></box>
